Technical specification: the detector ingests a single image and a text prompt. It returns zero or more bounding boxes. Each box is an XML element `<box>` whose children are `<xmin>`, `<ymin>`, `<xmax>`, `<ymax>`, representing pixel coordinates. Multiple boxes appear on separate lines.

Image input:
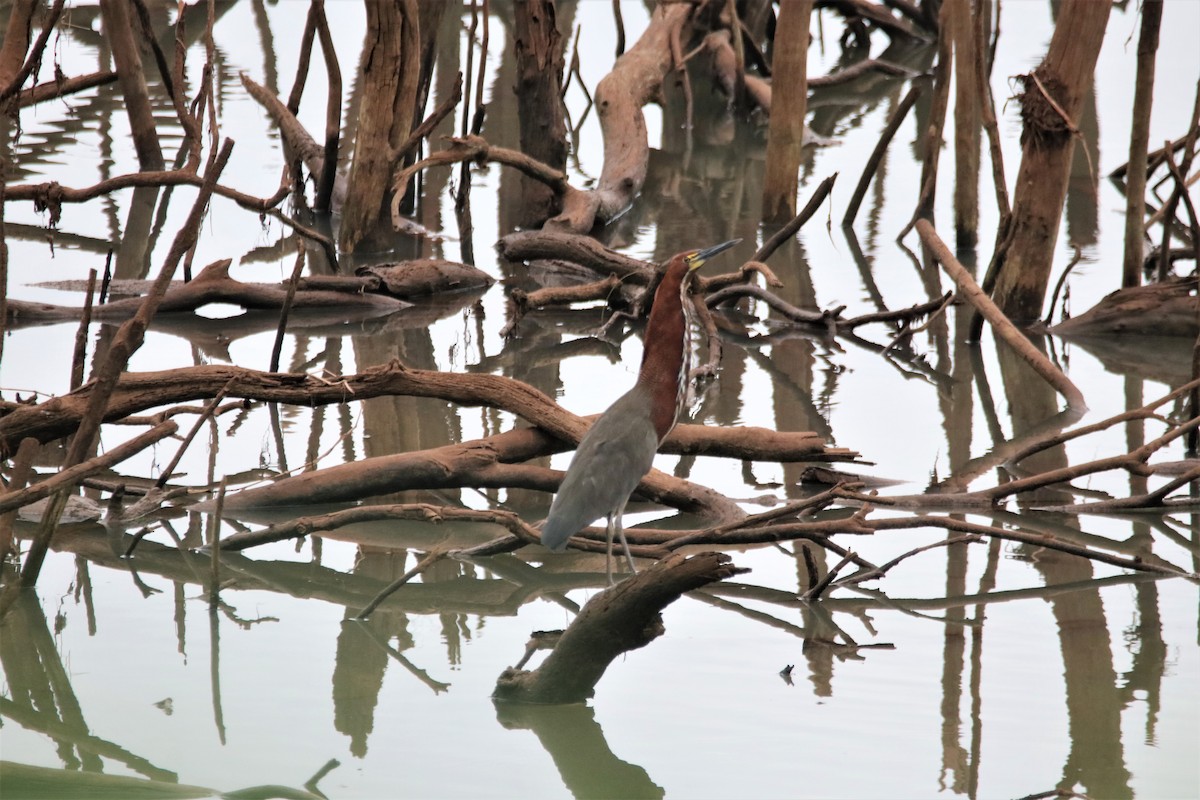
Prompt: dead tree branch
<box><xmin>492</xmin><ymin>552</ymin><xmax>748</xmax><ymax>704</ymax></box>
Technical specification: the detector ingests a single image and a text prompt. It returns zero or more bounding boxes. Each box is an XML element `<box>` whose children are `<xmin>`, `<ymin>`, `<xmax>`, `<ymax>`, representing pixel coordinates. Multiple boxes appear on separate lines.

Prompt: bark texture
<box><xmin>0</xmin><ymin>361</ymin><xmax>857</xmax><ymax>464</ymax></box>
<box><xmin>951</xmin><ymin>0</ymin><xmax>979</xmax><ymax>246</ymax></box>
<box><xmin>99</xmin><ymin>0</ymin><xmax>164</xmax><ymax>171</ymax></box>
<box><xmin>338</xmin><ymin>0</ymin><xmax>419</xmax><ymax>253</ymax></box>
<box><xmin>514</xmin><ymin>0</ymin><xmax>567</xmax><ymax>226</ymax></box>
<box><xmin>492</xmin><ymin>553</ymin><xmax>747</xmax><ymax>704</ymax></box>
<box><xmin>761</xmin><ymin>0</ymin><xmax>814</xmax><ymax>222</ymax></box>
<box><xmin>547</xmin><ymin>3</ymin><xmax>691</xmax><ymax>232</ymax></box>
<box><xmin>0</xmin><ymin>0</ymin><xmax>37</xmax><ymax>91</ymax></box>
<box><xmin>991</xmin><ymin>0</ymin><xmax>1112</xmax><ymax>325</ymax></box>
<box><xmin>1121</xmin><ymin>0</ymin><xmax>1162</xmax><ymax>288</ymax></box>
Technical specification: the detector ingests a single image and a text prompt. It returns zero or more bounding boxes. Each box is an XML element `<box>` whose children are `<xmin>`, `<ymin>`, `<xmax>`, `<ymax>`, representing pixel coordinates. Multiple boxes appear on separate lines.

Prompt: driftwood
<box><xmin>383</xmin><ymin>3</ymin><xmax>695</xmax><ymax>236</ymax></box>
<box><xmin>214</xmin><ymin>429</ymin><xmax>742</xmax><ymax>518</ymax></box>
<box><xmin>219</xmin><ymin>414</ymin><xmax>847</xmax><ymax>522</ymax></box>
<box><xmin>0</xmin><ymin>361</ymin><xmax>858</xmax><ymax>464</ymax></box>
<box><xmin>6</xmin><ymin>259</ymin><xmax>409</xmax><ymax>324</ymax></box>
<box><xmin>217</xmin><ymin>504</ymin><xmax>540</xmax><ymax>553</ymax></box>
<box><xmin>9</xmin><ymin>259</ymin><xmax>491</xmax><ymax>328</ymax></box>
<box><xmin>498</xmin><ymin>229</ymin><xmax>653</xmax><ymax>282</ymax></box>
<box><xmin>1050</xmin><ymin>277</ymin><xmax>1198</xmax><ymax>337</ymax></box>
<box><xmin>492</xmin><ymin>552</ymin><xmax>748</xmax><ymax>704</ymax></box>
<box><xmin>354</xmin><ymin>259</ymin><xmax>494</xmax><ymax>297</ymax></box>
<box><xmin>496</xmin><ymin>218</ymin><xmax>950</xmax><ymax>350</ymax></box>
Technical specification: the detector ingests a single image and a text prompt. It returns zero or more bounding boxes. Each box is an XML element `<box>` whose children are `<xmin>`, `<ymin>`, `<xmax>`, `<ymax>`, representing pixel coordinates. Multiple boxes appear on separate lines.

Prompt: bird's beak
<box><xmin>687</xmin><ymin>239</ymin><xmax>741</xmax><ymax>270</ymax></box>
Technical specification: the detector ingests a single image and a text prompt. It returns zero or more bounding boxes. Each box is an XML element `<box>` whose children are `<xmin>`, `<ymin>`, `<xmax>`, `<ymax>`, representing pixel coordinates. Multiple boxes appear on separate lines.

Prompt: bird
<box><xmin>541</xmin><ymin>239</ymin><xmax>741</xmax><ymax>583</ymax></box>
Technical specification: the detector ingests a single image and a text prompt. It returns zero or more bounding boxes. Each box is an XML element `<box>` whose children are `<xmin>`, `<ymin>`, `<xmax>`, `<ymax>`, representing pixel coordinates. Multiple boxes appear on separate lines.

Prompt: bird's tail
<box><xmin>539</xmin><ymin>515</ymin><xmax>575</xmax><ymax>552</ymax></box>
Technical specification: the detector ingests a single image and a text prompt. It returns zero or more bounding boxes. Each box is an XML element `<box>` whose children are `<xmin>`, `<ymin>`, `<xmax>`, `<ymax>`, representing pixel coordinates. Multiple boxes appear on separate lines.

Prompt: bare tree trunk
<box><xmin>952</xmin><ymin>0</ymin><xmax>979</xmax><ymax>248</ymax></box>
<box><xmin>991</xmin><ymin>0</ymin><xmax>1112</xmax><ymax>325</ymax></box>
<box><xmin>907</xmin><ymin>0</ymin><xmax>952</xmax><ymax>234</ymax></box>
<box><xmin>514</xmin><ymin>0</ymin><xmax>567</xmax><ymax>227</ymax></box>
<box><xmin>99</xmin><ymin>0</ymin><xmax>164</xmax><ymax>171</ymax></box>
<box><xmin>761</xmin><ymin>0</ymin><xmax>813</xmax><ymax>223</ymax></box>
<box><xmin>0</xmin><ymin>0</ymin><xmax>37</xmax><ymax>90</ymax></box>
<box><xmin>1122</xmin><ymin>0</ymin><xmax>1162</xmax><ymax>288</ymax></box>
<box><xmin>338</xmin><ymin>0</ymin><xmax>419</xmax><ymax>254</ymax></box>
<box><xmin>395</xmin><ymin>0</ymin><xmax>448</xmax><ymax>214</ymax></box>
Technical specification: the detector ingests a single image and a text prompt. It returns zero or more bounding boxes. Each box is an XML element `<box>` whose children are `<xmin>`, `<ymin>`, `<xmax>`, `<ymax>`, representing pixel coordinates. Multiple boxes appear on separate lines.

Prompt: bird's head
<box><xmin>681</xmin><ymin>239</ymin><xmax>741</xmax><ymax>273</ymax></box>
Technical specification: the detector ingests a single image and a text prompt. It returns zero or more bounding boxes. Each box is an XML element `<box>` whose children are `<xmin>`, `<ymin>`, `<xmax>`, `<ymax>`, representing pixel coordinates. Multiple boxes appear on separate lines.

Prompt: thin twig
<box><xmin>154</xmin><ymin>380</ymin><xmax>236</xmax><ymax>490</ymax></box>
<box><xmin>356</xmin><ymin>548</ymin><xmax>450</xmax><ymax>620</ymax></box>
<box><xmin>209</xmin><ymin>478</ymin><xmax>227</xmax><ymax>607</ymax></box>
<box><xmin>838</xmin><ymin>535</ymin><xmax>983</xmax><ymax>584</ymax></box>
<box><xmin>69</xmin><ymin>269</ymin><xmax>98</xmax><ymax>390</ymax></box>
<box><xmin>804</xmin><ymin>551</ymin><xmax>857</xmax><ymax>600</ymax></box>
<box><xmin>1042</xmin><ymin>245</ymin><xmax>1083</xmax><ymax>327</ymax></box>
<box><xmin>755</xmin><ymin>173</ymin><xmax>838</xmax><ymax>263</ymax></box>
<box><xmin>843</xmin><ymin>85</ymin><xmax>921</xmax><ymax>227</ymax></box>
<box><xmin>270</xmin><ymin>246</ymin><xmax>306</xmax><ymax>373</ymax></box>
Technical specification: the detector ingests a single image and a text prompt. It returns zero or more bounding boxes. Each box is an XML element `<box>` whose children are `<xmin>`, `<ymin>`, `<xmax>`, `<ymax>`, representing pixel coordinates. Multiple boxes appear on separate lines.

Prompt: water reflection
<box><xmin>0</xmin><ymin>590</ymin><xmax>176</xmax><ymax>782</ymax></box>
<box><xmin>496</xmin><ymin>702</ymin><xmax>664</xmax><ymax>800</ymax></box>
<box><xmin>1</xmin><ymin>508</ymin><xmax>1188</xmax><ymax>797</ymax></box>
<box><xmin>333</xmin><ymin>576</ymin><xmax>406</xmax><ymax>757</ymax></box>
<box><xmin>3</xmin><ymin>1</ymin><xmax>1199</xmax><ymax>797</ymax></box>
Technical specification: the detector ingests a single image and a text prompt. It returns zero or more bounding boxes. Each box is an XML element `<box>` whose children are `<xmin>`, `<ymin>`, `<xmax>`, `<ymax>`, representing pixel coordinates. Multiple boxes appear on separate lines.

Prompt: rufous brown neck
<box><xmin>636</xmin><ymin>255</ymin><xmax>694</xmax><ymax>442</ymax></box>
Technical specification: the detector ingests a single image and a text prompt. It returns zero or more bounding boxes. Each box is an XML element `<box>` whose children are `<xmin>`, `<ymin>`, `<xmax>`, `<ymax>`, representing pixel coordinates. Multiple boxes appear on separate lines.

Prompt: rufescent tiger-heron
<box><xmin>540</xmin><ymin>239</ymin><xmax>741</xmax><ymax>582</ymax></box>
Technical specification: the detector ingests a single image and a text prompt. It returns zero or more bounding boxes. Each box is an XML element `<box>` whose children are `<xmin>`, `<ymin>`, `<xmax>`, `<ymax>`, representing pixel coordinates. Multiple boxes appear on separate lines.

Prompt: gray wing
<box><xmin>541</xmin><ymin>389</ymin><xmax>659</xmax><ymax>551</ymax></box>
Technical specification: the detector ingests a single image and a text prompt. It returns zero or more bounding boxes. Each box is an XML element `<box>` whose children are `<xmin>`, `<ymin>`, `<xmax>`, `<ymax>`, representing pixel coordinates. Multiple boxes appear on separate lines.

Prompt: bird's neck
<box><xmin>637</xmin><ymin>268</ymin><xmax>691</xmax><ymax>442</ymax></box>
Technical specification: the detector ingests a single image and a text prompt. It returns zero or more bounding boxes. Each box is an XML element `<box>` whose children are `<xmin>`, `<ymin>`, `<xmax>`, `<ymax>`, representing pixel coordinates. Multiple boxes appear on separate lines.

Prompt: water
<box><xmin>2</xmin><ymin>2</ymin><xmax>1198</xmax><ymax>798</ymax></box>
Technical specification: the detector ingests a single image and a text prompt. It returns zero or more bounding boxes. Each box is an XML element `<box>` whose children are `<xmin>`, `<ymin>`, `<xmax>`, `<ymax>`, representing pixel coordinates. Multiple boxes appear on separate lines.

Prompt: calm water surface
<box><xmin>2</xmin><ymin>3</ymin><xmax>1198</xmax><ymax>798</ymax></box>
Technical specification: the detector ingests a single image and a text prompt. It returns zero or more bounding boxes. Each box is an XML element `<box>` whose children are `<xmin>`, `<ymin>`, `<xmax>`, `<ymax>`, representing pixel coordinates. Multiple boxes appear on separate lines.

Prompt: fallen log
<box><xmin>0</xmin><ymin>361</ymin><xmax>856</xmax><ymax>465</ymax></box>
<box><xmin>1050</xmin><ymin>277</ymin><xmax>1198</xmax><ymax>337</ymax></box>
<box><xmin>353</xmin><ymin>259</ymin><xmax>493</xmax><ymax>297</ymax></box>
<box><xmin>497</xmin><ymin>229</ymin><xmax>654</xmax><ymax>283</ymax></box>
<box><xmin>9</xmin><ymin>259</ymin><xmax>407</xmax><ymax>324</ymax></box>
<box><xmin>492</xmin><ymin>552</ymin><xmax>748</xmax><ymax>704</ymax></box>
<box><xmin>221</xmin><ymin>420</ymin><xmax>851</xmax><ymax>512</ymax></box>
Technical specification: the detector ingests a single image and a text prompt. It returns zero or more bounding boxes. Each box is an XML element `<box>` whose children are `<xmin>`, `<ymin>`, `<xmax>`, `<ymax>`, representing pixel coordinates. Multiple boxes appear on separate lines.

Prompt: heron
<box><xmin>540</xmin><ymin>239</ymin><xmax>741</xmax><ymax>582</ymax></box>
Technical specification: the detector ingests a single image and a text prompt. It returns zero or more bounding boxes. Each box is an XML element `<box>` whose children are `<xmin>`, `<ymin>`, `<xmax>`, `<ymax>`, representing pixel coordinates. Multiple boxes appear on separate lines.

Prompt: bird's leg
<box><xmin>605</xmin><ymin>515</ymin><xmax>616</xmax><ymax>586</ymax></box>
<box><xmin>614</xmin><ymin>515</ymin><xmax>638</xmax><ymax>576</ymax></box>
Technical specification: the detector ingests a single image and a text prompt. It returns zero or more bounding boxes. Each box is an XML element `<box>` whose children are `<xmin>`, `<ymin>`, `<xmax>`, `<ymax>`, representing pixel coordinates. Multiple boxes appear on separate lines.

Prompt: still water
<box><xmin>2</xmin><ymin>2</ymin><xmax>1198</xmax><ymax>798</ymax></box>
